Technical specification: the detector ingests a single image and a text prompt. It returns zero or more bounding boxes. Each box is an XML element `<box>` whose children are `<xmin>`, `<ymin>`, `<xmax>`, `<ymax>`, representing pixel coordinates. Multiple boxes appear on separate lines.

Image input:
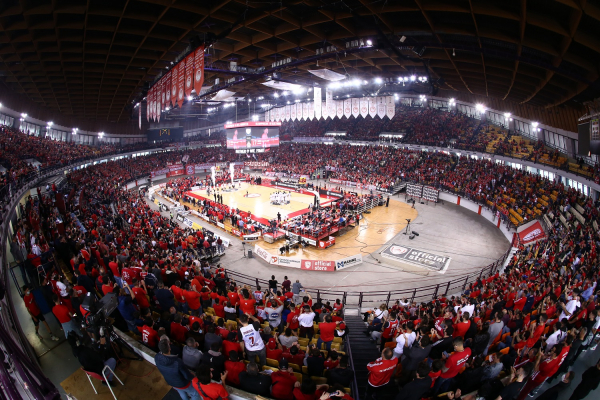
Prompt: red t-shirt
<box><xmin>132</xmin><ymin>287</ymin><xmax>150</xmax><ymax>308</ymax></box>
<box><xmin>227</xmin><ymin>292</ymin><xmax>240</xmax><ymax>306</ymax></box>
<box><xmin>184</xmin><ymin>290</ymin><xmax>201</xmax><ymax>310</ymax></box>
<box><xmin>224</xmin><ymin>360</ymin><xmax>246</xmax><ymax>385</ymax></box>
<box><xmin>267</xmin><ymin>347</ymin><xmax>283</xmax><ymax>361</ymax></box>
<box><xmin>453</xmin><ymin>321</ymin><xmax>471</xmax><ymax>338</ymax></box>
<box><xmin>102</xmin><ymin>284</ymin><xmax>114</xmax><ymax>296</ymax></box>
<box><xmin>441</xmin><ymin>348</ymin><xmax>471</xmax><ymax>379</ymax></box>
<box><xmin>270</xmin><ymin>370</ymin><xmax>297</xmax><ymax>400</ymax></box>
<box><xmin>171</xmin><ymin>285</ymin><xmax>185</xmax><ymax>302</ymax></box>
<box><xmin>223</xmin><ymin>340</ymin><xmax>241</xmax><ymax>357</ymax></box>
<box><xmin>319</xmin><ymin>322</ymin><xmax>337</xmax><ymax>342</ymax></box>
<box><xmin>121</xmin><ymin>267</ymin><xmax>136</xmax><ymax>285</ymax></box>
<box><xmin>24</xmin><ymin>293</ymin><xmax>40</xmax><ymax>315</ymax></box>
<box><xmin>240</xmin><ymin>298</ymin><xmax>256</xmax><ymax>315</ymax></box>
<box><xmin>367</xmin><ymin>357</ymin><xmax>398</xmax><ymax>387</ymax></box>
<box><xmin>214</xmin><ymin>304</ymin><xmax>225</xmax><ymax>318</ymax></box>
<box><xmin>108</xmin><ymin>261</ymin><xmax>120</xmax><ymax>277</ymax></box>
<box><xmin>171</xmin><ymin>322</ymin><xmax>189</xmax><ymax>343</ymax></box>
<box><xmin>286</xmin><ymin>311</ymin><xmax>300</xmax><ymax>330</ymax></box>
<box><xmin>141</xmin><ymin>325</ymin><xmax>158</xmax><ymax>348</ymax></box>
<box><xmin>192</xmin><ymin>379</ymin><xmax>228</xmax><ymax>400</ymax></box>
<box><xmin>52</xmin><ymin>304</ymin><xmax>71</xmax><ymax>323</ymax></box>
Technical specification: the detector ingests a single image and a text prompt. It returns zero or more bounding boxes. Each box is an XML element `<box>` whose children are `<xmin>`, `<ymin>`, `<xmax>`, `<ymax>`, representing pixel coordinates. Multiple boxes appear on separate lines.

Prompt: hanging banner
<box><xmin>160</xmin><ymin>76</ymin><xmax>166</xmax><ymax>107</ymax></box>
<box><xmin>377</xmin><ymin>97</ymin><xmax>386</xmax><ymax>119</ymax></box>
<box><xmin>139</xmin><ymin>99</ymin><xmax>142</xmax><ymax>129</ymax></box>
<box><xmin>158</xmin><ymin>78</ymin><xmax>163</xmax><ymax>122</ymax></box>
<box><xmin>150</xmin><ymin>86</ymin><xmax>155</xmax><ymax>121</ymax></box>
<box><xmin>291</xmin><ymin>103</ymin><xmax>297</xmax><ymax>120</ymax></box>
<box><xmin>386</xmin><ymin>96</ymin><xmax>395</xmax><ymax>119</ymax></box>
<box><xmin>177</xmin><ymin>58</ymin><xmax>185</xmax><ymax>108</ymax></box>
<box><xmin>344</xmin><ymin>99</ymin><xmax>351</xmax><ymax>118</ymax></box>
<box><xmin>185</xmin><ymin>53</ymin><xmax>194</xmax><ymax>97</ymax></box>
<box><xmin>171</xmin><ymin>64</ymin><xmax>178</xmax><ymax>107</ymax></box>
<box><xmin>297</xmin><ymin>102</ymin><xmax>302</xmax><ymax>120</ymax></box>
<box><xmin>164</xmin><ymin>71</ymin><xmax>171</xmax><ymax>111</ymax></box>
<box><xmin>360</xmin><ymin>98</ymin><xmax>368</xmax><ymax>118</ymax></box>
<box><xmin>314</xmin><ymin>87</ymin><xmax>322</xmax><ymax>120</ymax></box>
<box><xmin>368</xmin><ymin>98</ymin><xmax>377</xmax><ymax>118</ymax></box>
<box><xmin>268</xmin><ymin>109</ymin><xmax>273</xmax><ymax>122</ymax></box>
<box><xmin>194</xmin><ymin>45</ymin><xmax>205</xmax><ymax>95</ymax></box>
<box><xmin>308</xmin><ymin>101</ymin><xmax>314</xmax><ymax>120</ymax></box>
<box><xmin>302</xmin><ymin>102</ymin><xmax>308</xmax><ymax>121</ymax></box>
<box><xmin>146</xmin><ymin>90</ymin><xmax>150</xmax><ymax>122</ymax></box>
<box><xmin>325</xmin><ymin>90</ymin><xmax>334</xmax><ymax>120</ymax></box>
<box><xmin>336</xmin><ymin>100</ymin><xmax>344</xmax><ymax>119</ymax></box>
<box><xmin>285</xmin><ymin>105</ymin><xmax>290</xmax><ymax>121</ymax></box>
<box><xmin>352</xmin><ymin>98</ymin><xmax>359</xmax><ymax>118</ymax></box>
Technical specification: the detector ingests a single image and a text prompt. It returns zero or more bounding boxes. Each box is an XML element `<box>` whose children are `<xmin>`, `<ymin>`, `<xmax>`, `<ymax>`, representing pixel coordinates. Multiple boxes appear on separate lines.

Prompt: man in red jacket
<box><xmin>516</xmin><ymin>343</ymin><xmax>569</xmax><ymax>400</ymax></box>
<box><xmin>366</xmin><ymin>347</ymin><xmax>398</xmax><ymax>399</ymax></box>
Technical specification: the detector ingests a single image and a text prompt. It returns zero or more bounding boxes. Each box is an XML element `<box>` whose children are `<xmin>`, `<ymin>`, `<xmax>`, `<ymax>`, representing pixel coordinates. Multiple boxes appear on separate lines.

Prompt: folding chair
<box><xmin>82</xmin><ymin>365</ymin><xmax>124</xmax><ymax>400</ymax></box>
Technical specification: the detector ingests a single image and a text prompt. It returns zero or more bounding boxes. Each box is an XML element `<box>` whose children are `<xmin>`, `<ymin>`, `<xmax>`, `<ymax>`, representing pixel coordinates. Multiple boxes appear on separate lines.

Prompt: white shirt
<box><xmin>559</xmin><ymin>299</ymin><xmax>580</xmax><ymax>321</ymax></box>
<box><xmin>298</xmin><ymin>312</ymin><xmax>315</xmax><ymax>327</ymax></box>
<box><xmin>56</xmin><ymin>281</ymin><xmax>68</xmax><ymax>297</ymax></box>
<box><xmin>461</xmin><ymin>304</ymin><xmax>475</xmax><ymax>317</ymax></box>
<box><xmin>394</xmin><ymin>331</ymin><xmax>416</xmax><ymax>355</ymax></box>
<box><xmin>240</xmin><ymin>324</ymin><xmax>264</xmax><ymax>351</ymax></box>
<box><xmin>545</xmin><ymin>329</ymin><xmax>566</xmax><ymax>352</ymax></box>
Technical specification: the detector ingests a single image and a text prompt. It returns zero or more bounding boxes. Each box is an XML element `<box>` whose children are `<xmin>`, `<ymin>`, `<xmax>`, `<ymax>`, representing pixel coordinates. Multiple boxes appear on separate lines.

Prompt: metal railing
<box><xmin>222</xmin><ymin>247</ymin><xmax>511</xmax><ymax>311</ymax></box>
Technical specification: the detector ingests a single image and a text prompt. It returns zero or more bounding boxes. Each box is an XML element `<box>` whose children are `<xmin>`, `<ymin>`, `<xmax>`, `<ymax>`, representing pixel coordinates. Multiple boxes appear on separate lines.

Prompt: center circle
<box><xmin>245</xmin><ymin>193</ymin><xmax>261</xmax><ymax>198</ymax></box>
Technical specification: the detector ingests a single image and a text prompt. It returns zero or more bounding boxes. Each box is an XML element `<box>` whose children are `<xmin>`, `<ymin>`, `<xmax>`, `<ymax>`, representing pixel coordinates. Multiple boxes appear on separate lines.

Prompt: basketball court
<box><xmin>186</xmin><ymin>182</ymin><xmax>334</xmax><ymax>223</ymax></box>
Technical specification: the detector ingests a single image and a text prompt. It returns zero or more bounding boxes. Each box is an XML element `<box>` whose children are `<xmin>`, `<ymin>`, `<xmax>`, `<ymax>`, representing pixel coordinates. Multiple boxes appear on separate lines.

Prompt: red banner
<box><xmin>164</xmin><ymin>71</ymin><xmax>171</xmax><ymax>110</ymax></box>
<box><xmin>171</xmin><ymin>64</ymin><xmax>178</xmax><ymax>108</ymax></box>
<box><xmin>167</xmin><ymin>169</ymin><xmax>185</xmax><ymax>178</ymax></box>
<box><xmin>177</xmin><ymin>58</ymin><xmax>185</xmax><ymax>108</ymax></box>
<box><xmin>185</xmin><ymin>53</ymin><xmax>194</xmax><ymax>97</ymax></box>
<box><xmin>186</xmin><ymin>165</ymin><xmax>195</xmax><ymax>175</ymax></box>
<box><xmin>157</xmin><ymin>78</ymin><xmax>162</xmax><ymax>122</ymax></box>
<box><xmin>150</xmin><ymin>86</ymin><xmax>155</xmax><ymax>121</ymax></box>
<box><xmin>517</xmin><ymin>221</ymin><xmax>546</xmax><ymax>245</ymax></box>
<box><xmin>300</xmin><ymin>260</ymin><xmax>335</xmax><ymax>272</ymax></box>
<box><xmin>194</xmin><ymin>45</ymin><xmax>205</xmax><ymax>95</ymax></box>
<box><xmin>317</xmin><ymin>236</ymin><xmax>335</xmax><ymax>249</ymax></box>
<box><xmin>146</xmin><ymin>90</ymin><xmax>149</xmax><ymax>122</ymax></box>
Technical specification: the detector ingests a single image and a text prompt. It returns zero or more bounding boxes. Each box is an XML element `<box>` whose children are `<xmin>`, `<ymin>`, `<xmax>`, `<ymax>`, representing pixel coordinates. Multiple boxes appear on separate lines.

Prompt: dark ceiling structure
<box><xmin>1</xmin><ymin>0</ymin><xmax>599</xmax><ymax>127</ymax></box>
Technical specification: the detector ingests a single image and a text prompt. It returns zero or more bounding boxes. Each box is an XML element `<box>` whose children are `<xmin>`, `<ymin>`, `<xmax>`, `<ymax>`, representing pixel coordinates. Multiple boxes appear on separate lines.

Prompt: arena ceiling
<box><xmin>1</xmin><ymin>0</ymin><xmax>600</xmax><ymax>125</ymax></box>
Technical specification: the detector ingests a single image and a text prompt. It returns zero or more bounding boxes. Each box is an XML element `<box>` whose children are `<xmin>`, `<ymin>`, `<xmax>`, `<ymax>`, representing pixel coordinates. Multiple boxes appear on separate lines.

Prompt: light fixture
<box><xmin>252</xmin><ymin>115</ymin><xmax>258</xmax><ymax>121</ymax></box>
<box><xmin>226</xmin><ymin>121</ymin><xmax>232</xmax><ymax>124</ymax></box>
<box><xmin>532</xmin><ymin>122</ymin><xmax>539</xmax><ymax>127</ymax></box>
<box><xmin>248</xmin><ymin>99</ymin><xmax>252</xmax><ymax>102</ymax></box>
<box><xmin>257</xmin><ymin>96</ymin><xmax>264</xmax><ymax>100</ymax></box>
<box><xmin>99</xmin><ymin>132</ymin><xmax>104</xmax><ymax>137</ymax></box>
<box><xmin>475</xmin><ymin>103</ymin><xmax>486</xmax><ymax>113</ymax></box>
<box><xmin>187</xmin><ymin>95</ymin><xmax>192</xmax><ymax>101</ymax></box>
<box><xmin>292</xmin><ymin>86</ymin><xmax>304</xmax><ymax>95</ymax></box>
<box><xmin>366</xmin><ymin>40</ymin><xmax>373</xmax><ymax>46</ymax></box>
<box><xmin>166</xmin><ymin>107</ymin><xmax>170</xmax><ymax>111</ymax></box>
<box><xmin>72</xmin><ymin>128</ymin><xmax>78</xmax><ymax>135</ymax></box>
<box><xmin>504</xmin><ymin>112</ymin><xmax>511</xmax><ymax>118</ymax></box>
<box><xmin>0</xmin><ymin>103</ymin><xmax>2</xmax><ymax>108</ymax></box>
<box><xmin>286</xmin><ymin>101</ymin><xmax>290</xmax><ymax>104</ymax></box>
<box><xmin>21</xmin><ymin>113</ymin><xmax>27</xmax><ymax>118</ymax></box>
<box><xmin>47</xmin><ymin>121</ymin><xmax>53</xmax><ymax>126</ymax></box>
<box><xmin>295</xmin><ymin>99</ymin><xmax>301</xmax><ymax>103</ymax></box>
<box><xmin>273</xmin><ymin>93</ymin><xmax>279</xmax><ymax>98</ymax></box>
<box><xmin>410</xmin><ymin>75</ymin><xmax>416</xmax><ymax>81</ymax></box>
<box><xmin>452</xmin><ymin>48</ymin><xmax>455</xmax><ymax>56</ymax></box>
<box><xmin>261</xmin><ymin>104</ymin><xmax>269</xmax><ymax>108</ymax></box>
<box><xmin>374</xmin><ymin>77</ymin><xmax>383</xmax><ymax>84</ymax></box>
<box><xmin>282</xmin><ymin>91</ymin><xmax>289</xmax><ymax>96</ymax></box>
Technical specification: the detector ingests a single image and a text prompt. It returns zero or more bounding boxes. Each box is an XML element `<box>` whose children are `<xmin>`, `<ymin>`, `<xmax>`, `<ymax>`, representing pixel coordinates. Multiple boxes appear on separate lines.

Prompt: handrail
<box><xmin>343</xmin><ymin>333</ymin><xmax>361</xmax><ymax>400</ymax></box>
<box><xmin>222</xmin><ymin>247</ymin><xmax>511</xmax><ymax>310</ymax></box>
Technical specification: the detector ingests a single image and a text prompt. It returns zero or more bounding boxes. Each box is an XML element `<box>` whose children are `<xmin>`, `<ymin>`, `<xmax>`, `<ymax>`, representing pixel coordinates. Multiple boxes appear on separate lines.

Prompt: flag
<box><xmin>185</xmin><ymin>52</ymin><xmax>194</xmax><ymax>97</ymax></box>
<box><xmin>194</xmin><ymin>45</ymin><xmax>205</xmax><ymax>95</ymax></box>
<box><xmin>177</xmin><ymin>58</ymin><xmax>185</xmax><ymax>108</ymax></box>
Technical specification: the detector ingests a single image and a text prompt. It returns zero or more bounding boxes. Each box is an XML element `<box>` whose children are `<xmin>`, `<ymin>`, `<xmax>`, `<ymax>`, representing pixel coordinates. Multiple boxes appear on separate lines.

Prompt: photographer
<box><xmin>67</xmin><ymin>332</ymin><xmax>118</xmax><ymax>386</ymax></box>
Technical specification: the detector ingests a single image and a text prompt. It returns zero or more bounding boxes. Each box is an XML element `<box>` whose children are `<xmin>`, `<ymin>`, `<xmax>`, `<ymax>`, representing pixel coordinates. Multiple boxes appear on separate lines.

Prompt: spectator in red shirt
<box><xmin>213</xmin><ymin>298</ymin><xmax>225</xmax><ymax>318</ymax></box>
<box><xmin>52</xmin><ymin>295</ymin><xmax>82</xmax><ymax>339</ymax></box>
<box><xmin>453</xmin><ymin>312</ymin><xmax>471</xmax><ymax>339</ymax></box>
<box><xmin>22</xmin><ymin>285</ymin><xmax>59</xmax><ymax>341</ymax></box>
<box><xmin>366</xmin><ymin>347</ymin><xmax>398</xmax><ymax>399</ymax></box>
<box><xmin>270</xmin><ymin>358</ymin><xmax>299</xmax><ymax>400</ymax></box>
<box><xmin>224</xmin><ymin>350</ymin><xmax>246</xmax><ymax>386</ymax></box>
<box><xmin>170</xmin><ymin>314</ymin><xmax>189</xmax><ymax>343</ymax></box>
<box><xmin>192</xmin><ymin>365</ymin><xmax>229</xmax><ymax>400</ymax></box>
<box><xmin>183</xmin><ymin>285</ymin><xmax>202</xmax><ymax>316</ymax></box>
<box><xmin>433</xmin><ymin>337</ymin><xmax>472</xmax><ymax>394</ymax></box>
<box><xmin>131</xmin><ymin>278</ymin><xmax>150</xmax><ymax>308</ymax></box>
<box><xmin>101</xmin><ymin>276</ymin><xmax>116</xmax><ymax>296</ymax></box>
<box><xmin>318</xmin><ymin>315</ymin><xmax>341</xmax><ymax>351</ymax></box>
<box><xmin>141</xmin><ymin>318</ymin><xmax>159</xmax><ymax>349</ymax></box>
<box><xmin>266</xmin><ymin>337</ymin><xmax>284</xmax><ymax>361</ymax></box>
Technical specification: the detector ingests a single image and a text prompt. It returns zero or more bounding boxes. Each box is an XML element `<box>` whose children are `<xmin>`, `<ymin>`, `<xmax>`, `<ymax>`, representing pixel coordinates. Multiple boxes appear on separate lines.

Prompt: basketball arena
<box><xmin>1</xmin><ymin>2</ymin><xmax>600</xmax><ymax>400</ymax></box>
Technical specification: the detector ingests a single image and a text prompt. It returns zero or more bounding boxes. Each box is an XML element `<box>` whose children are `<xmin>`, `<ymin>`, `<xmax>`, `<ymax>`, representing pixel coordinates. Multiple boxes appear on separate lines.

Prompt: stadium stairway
<box><xmin>344</xmin><ymin>315</ymin><xmax>381</xmax><ymax>397</ymax></box>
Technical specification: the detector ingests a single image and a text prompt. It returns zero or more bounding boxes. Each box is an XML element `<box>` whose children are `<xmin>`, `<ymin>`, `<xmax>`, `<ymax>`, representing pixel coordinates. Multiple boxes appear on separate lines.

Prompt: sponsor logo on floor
<box><xmin>381</xmin><ymin>244</ymin><xmax>450</xmax><ymax>273</ymax></box>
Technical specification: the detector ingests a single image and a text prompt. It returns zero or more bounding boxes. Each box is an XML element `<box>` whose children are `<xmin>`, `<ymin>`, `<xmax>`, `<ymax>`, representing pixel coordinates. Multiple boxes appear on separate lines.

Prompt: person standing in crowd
<box><xmin>155</xmin><ymin>339</ymin><xmax>200</xmax><ymax>400</ymax></box>
<box><xmin>365</xmin><ymin>347</ymin><xmax>398</xmax><ymax>400</ymax></box>
<box><xmin>238</xmin><ymin>313</ymin><xmax>266</xmax><ymax>366</ymax></box>
<box><xmin>22</xmin><ymin>285</ymin><xmax>59</xmax><ymax>341</ymax></box>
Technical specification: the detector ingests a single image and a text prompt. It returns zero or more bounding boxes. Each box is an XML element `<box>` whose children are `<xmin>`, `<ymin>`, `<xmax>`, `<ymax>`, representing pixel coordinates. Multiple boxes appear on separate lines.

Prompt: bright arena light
<box><xmin>374</xmin><ymin>77</ymin><xmax>383</xmax><ymax>84</ymax></box>
<box><xmin>98</xmin><ymin>132</ymin><xmax>104</xmax><ymax>137</ymax></box>
<box><xmin>273</xmin><ymin>93</ymin><xmax>279</xmax><ymax>98</ymax></box>
<box><xmin>475</xmin><ymin>103</ymin><xmax>486</xmax><ymax>113</ymax></box>
<box><xmin>410</xmin><ymin>75</ymin><xmax>416</xmax><ymax>81</ymax></box>
<box><xmin>252</xmin><ymin>115</ymin><xmax>259</xmax><ymax>121</ymax></box>
<box><xmin>504</xmin><ymin>112</ymin><xmax>511</xmax><ymax>118</ymax></box>
<box><xmin>187</xmin><ymin>96</ymin><xmax>192</xmax><ymax>101</ymax></box>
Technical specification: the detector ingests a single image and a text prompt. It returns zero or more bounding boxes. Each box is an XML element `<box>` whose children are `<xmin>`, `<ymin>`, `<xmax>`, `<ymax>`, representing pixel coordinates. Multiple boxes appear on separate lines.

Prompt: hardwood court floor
<box><xmin>188</xmin><ymin>182</ymin><xmax>327</xmax><ymax>221</ymax></box>
<box><xmin>182</xmin><ymin>183</ymin><xmax>418</xmax><ymax>261</ymax></box>
<box><xmin>258</xmin><ymin>200</ymin><xmax>418</xmax><ymax>261</ymax></box>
